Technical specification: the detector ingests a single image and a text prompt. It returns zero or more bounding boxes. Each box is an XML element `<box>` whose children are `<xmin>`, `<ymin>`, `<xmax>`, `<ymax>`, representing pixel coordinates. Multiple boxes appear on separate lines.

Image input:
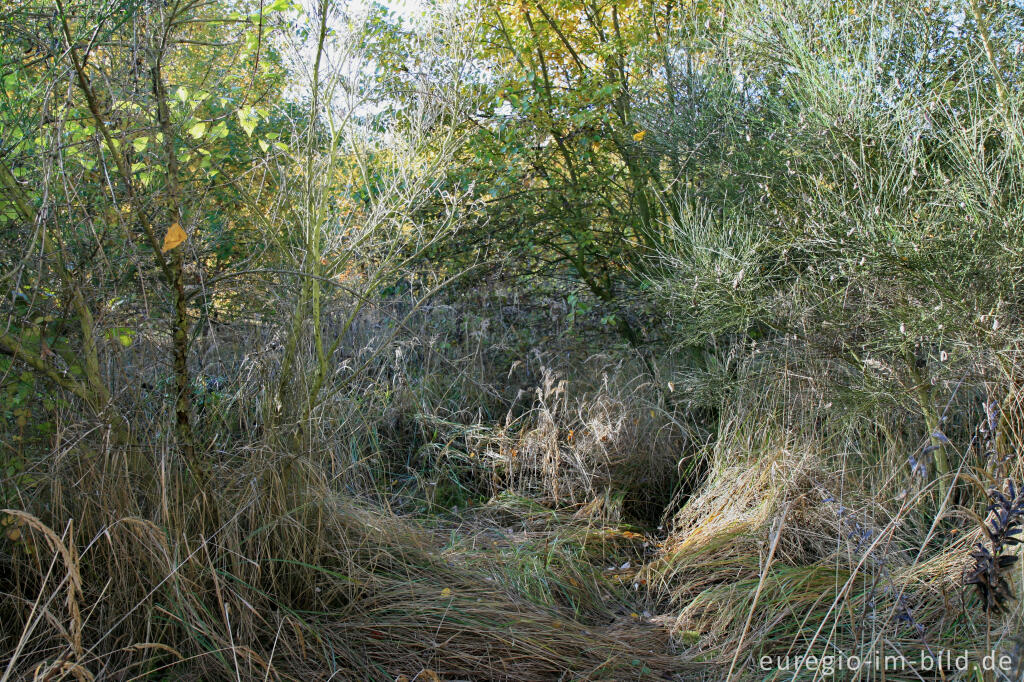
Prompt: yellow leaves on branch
<box><xmin>632</xmin><ymin>130</ymin><xmax>646</xmax><ymax>142</ymax></box>
<box><xmin>161</xmin><ymin>222</ymin><xmax>187</xmax><ymax>253</ymax></box>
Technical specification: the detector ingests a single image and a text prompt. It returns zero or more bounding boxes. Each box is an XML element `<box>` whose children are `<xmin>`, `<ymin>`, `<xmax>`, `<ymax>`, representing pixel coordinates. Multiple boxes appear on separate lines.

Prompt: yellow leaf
<box><xmin>632</xmin><ymin>130</ymin><xmax>646</xmax><ymax>142</ymax></box>
<box><xmin>161</xmin><ymin>222</ymin><xmax>187</xmax><ymax>253</ymax></box>
<box><xmin>6</xmin><ymin>527</ymin><xmax>21</xmax><ymax>542</ymax></box>
<box><xmin>417</xmin><ymin>671</ymin><xmax>441</xmax><ymax>682</ymax></box>
<box><xmin>440</xmin><ymin>587</ymin><xmax>452</xmax><ymax>597</ymax></box>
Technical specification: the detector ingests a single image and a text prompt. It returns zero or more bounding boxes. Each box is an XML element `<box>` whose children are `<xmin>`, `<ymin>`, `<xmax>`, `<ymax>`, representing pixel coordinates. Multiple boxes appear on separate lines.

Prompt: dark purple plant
<box><xmin>965</xmin><ymin>481</ymin><xmax>1024</xmax><ymax>613</ymax></box>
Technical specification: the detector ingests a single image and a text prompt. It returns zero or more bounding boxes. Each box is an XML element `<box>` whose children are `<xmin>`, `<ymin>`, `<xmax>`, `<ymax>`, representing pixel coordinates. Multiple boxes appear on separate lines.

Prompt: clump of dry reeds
<box><xmin>0</xmin><ymin>424</ymin><xmax>680</xmax><ymax>680</ymax></box>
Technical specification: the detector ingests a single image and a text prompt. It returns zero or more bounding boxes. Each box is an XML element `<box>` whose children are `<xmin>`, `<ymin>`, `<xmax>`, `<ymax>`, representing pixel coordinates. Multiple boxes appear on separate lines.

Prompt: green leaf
<box><xmin>133</xmin><ymin>136</ymin><xmax>149</xmax><ymax>152</ymax></box>
<box><xmin>105</xmin><ymin>327</ymin><xmax>136</xmax><ymax>347</ymax></box>
<box><xmin>176</xmin><ymin>86</ymin><xmax>189</xmax><ymax>104</ymax></box>
<box><xmin>237</xmin><ymin>107</ymin><xmax>257</xmax><ymax>137</ymax></box>
<box><xmin>188</xmin><ymin>122</ymin><xmax>208</xmax><ymax>139</ymax></box>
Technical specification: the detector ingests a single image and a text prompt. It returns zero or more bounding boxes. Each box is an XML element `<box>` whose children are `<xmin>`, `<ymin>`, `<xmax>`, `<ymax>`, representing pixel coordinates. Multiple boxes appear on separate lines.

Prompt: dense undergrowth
<box><xmin>4</xmin><ymin>0</ymin><xmax>1024</xmax><ymax>679</ymax></box>
<box><xmin>3</xmin><ymin>291</ymin><xmax>1024</xmax><ymax>680</ymax></box>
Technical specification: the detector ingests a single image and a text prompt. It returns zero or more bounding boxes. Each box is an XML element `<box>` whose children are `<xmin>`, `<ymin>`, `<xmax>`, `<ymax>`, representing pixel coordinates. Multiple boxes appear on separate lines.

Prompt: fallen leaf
<box><xmin>632</xmin><ymin>130</ymin><xmax>646</xmax><ymax>142</ymax></box>
<box><xmin>440</xmin><ymin>587</ymin><xmax>452</xmax><ymax>598</ymax></box>
<box><xmin>417</xmin><ymin>670</ymin><xmax>442</xmax><ymax>682</ymax></box>
<box><xmin>161</xmin><ymin>222</ymin><xmax>187</xmax><ymax>253</ymax></box>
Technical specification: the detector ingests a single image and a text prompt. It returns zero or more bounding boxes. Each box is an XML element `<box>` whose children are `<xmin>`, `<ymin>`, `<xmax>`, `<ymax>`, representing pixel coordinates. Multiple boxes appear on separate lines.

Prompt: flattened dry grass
<box><xmin>640</xmin><ymin>414</ymin><xmax>998</xmax><ymax>678</ymax></box>
<box><xmin>0</xmin><ymin>442</ymin><xmax>679</xmax><ymax>681</ymax></box>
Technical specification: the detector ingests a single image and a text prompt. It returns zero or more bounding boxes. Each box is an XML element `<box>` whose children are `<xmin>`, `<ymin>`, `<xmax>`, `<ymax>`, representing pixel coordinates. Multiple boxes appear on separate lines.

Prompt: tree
<box><xmin>649</xmin><ymin>0</ymin><xmax>1024</xmax><ymax>497</ymax></box>
<box><xmin>0</xmin><ymin>0</ymin><xmax>285</xmax><ymax>476</ymax></box>
<box><xmin>423</xmin><ymin>0</ymin><xmax>736</xmax><ymax>358</ymax></box>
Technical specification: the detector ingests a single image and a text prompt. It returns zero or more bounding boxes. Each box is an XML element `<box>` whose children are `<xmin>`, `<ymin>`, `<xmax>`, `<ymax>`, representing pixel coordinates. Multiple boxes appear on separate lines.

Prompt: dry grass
<box><xmin>3</xmin><ymin>298</ymin><xmax>1022</xmax><ymax>681</ymax></box>
<box><xmin>633</xmin><ymin>361</ymin><xmax>1024</xmax><ymax>679</ymax></box>
<box><xmin>0</xmin><ymin>431</ymin><xmax>680</xmax><ymax>681</ymax></box>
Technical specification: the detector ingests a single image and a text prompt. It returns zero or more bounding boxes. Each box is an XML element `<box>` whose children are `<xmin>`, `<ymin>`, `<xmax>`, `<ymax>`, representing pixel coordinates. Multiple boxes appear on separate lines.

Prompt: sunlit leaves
<box><xmin>104</xmin><ymin>327</ymin><xmax>136</xmax><ymax>347</ymax></box>
<box><xmin>444</xmin><ymin>0</ymin><xmax>687</xmax><ymax>306</ymax></box>
<box><xmin>237</xmin><ymin>107</ymin><xmax>258</xmax><ymax>137</ymax></box>
<box><xmin>161</xmin><ymin>222</ymin><xmax>188</xmax><ymax>252</ymax></box>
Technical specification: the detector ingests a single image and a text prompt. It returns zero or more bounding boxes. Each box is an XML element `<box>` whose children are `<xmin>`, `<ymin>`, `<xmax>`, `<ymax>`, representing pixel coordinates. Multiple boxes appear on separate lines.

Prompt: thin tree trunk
<box><xmin>153</xmin><ymin>62</ymin><xmax>199</xmax><ymax>468</ymax></box>
<box><xmin>908</xmin><ymin>357</ymin><xmax>950</xmax><ymax>499</ymax></box>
